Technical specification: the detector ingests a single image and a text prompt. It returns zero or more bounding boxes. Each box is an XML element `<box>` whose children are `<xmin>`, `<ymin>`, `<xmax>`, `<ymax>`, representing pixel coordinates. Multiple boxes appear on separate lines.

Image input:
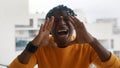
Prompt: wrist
<box><xmin>89</xmin><ymin>38</ymin><xmax>111</xmax><ymax>61</ymax></box>
<box><xmin>88</xmin><ymin>38</ymin><xmax>97</xmax><ymax>44</ymax></box>
<box><xmin>25</xmin><ymin>42</ymin><xmax>38</xmax><ymax>53</ymax></box>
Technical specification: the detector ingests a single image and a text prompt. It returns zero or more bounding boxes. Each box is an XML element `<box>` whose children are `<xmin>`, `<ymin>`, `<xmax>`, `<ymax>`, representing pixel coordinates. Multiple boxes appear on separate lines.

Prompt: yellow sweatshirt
<box><xmin>9</xmin><ymin>43</ymin><xmax>120</xmax><ymax>68</ymax></box>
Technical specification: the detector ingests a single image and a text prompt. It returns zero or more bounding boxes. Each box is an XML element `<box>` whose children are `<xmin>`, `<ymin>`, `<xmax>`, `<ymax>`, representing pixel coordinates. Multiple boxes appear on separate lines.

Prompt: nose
<box><xmin>58</xmin><ymin>16</ymin><xmax>66</xmax><ymax>25</ymax></box>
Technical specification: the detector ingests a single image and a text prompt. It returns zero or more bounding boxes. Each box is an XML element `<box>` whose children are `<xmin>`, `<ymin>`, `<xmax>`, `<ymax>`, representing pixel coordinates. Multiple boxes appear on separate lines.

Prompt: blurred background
<box><xmin>0</xmin><ymin>0</ymin><xmax>120</xmax><ymax>68</ymax></box>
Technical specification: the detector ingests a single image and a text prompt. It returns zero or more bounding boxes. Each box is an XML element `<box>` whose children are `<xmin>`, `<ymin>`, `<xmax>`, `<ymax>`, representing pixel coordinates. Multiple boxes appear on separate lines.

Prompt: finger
<box><xmin>68</xmin><ymin>16</ymin><xmax>81</xmax><ymax>37</ymax></box>
<box><xmin>67</xmin><ymin>40</ymin><xmax>77</xmax><ymax>46</ymax></box>
<box><xmin>69</xmin><ymin>16</ymin><xmax>81</xmax><ymax>32</ymax></box>
<box><xmin>68</xmin><ymin>16</ymin><xmax>83</xmax><ymax>39</ymax></box>
<box><xmin>39</xmin><ymin>24</ymin><xmax>44</xmax><ymax>34</ymax></box>
<box><xmin>70</xmin><ymin>16</ymin><xmax>82</xmax><ymax>29</ymax></box>
<box><xmin>73</xmin><ymin>17</ymin><xmax>85</xmax><ymax>28</ymax></box>
<box><xmin>73</xmin><ymin>17</ymin><xmax>83</xmax><ymax>24</ymax></box>
<box><xmin>44</xmin><ymin>18</ymin><xmax>49</xmax><ymax>30</ymax></box>
<box><xmin>72</xmin><ymin>16</ymin><xmax>87</xmax><ymax>32</ymax></box>
<box><xmin>75</xmin><ymin>17</ymin><xmax>88</xmax><ymax>33</ymax></box>
<box><xmin>47</xmin><ymin>16</ymin><xmax>54</xmax><ymax>31</ymax></box>
<box><xmin>68</xmin><ymin>16</ymin><xmax>77</xmax><ymax>28</ymax></box>
<box><xmin>71</xmin><ymin>16</ymin><xmax>82</xmax><ymax>27</ymax></box>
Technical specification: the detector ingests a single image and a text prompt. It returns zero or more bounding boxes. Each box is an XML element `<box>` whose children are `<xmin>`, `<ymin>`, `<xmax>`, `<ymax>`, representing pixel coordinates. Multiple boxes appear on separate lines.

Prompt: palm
<box><xmin>31</xmin><ymin>16</ymin><xmax>54</xmax><ymax>46</ymax></box>
<box><xmin>68</xmin><ymin>16</ymin><xmax>94</xmax><ymax>45</ymax></box>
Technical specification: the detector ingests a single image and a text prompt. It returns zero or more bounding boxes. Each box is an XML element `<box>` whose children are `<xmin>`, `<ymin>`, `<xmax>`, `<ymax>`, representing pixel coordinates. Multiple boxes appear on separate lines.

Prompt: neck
<box><xmin>54</xmin><ymin>37</ymin><xmax>72</xmax><ymax>48</ymax></box>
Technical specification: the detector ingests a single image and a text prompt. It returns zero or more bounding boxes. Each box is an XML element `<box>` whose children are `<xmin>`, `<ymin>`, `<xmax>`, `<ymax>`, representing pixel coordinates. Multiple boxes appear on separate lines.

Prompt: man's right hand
<box><xmin>31</xmin><ymin>16</ymin><xmax>54</xmax><ymax>47</ymax></box>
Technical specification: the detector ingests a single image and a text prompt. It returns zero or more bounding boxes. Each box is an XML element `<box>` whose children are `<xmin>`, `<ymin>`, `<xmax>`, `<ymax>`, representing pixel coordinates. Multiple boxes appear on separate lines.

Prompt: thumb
<box><xmin>67</xmin><ymin>40</ymin><xmax>77</xmax><ymax>46</ymax></box>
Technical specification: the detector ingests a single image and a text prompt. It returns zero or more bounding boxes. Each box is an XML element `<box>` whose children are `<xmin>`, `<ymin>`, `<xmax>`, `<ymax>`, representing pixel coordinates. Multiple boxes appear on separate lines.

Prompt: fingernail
<box><xmin>71</xmin><ymin>16</ymin><xmax>74</xmax><ymax>18</ymax></box>
<box><xmin>60</xmin><ymin>16</ymin><xmax>63</xmax><ymax>18</ymax></box>
<box><xmin>51</xmin><ymin>16</ymin><xmax>54</xmax><ymax>18</ymax></box>
<box><xmin>47</xmin><ymin>17</ymin><xmax>49</xmax><ymax>19</ymax></box>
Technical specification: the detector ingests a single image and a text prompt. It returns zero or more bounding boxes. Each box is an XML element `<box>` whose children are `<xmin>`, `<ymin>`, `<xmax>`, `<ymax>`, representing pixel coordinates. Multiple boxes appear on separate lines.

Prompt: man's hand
<box><xmin>31</xmin><ymin>16</ymin><xmax>54</xmax><ymax>47</ymax></box>
<box><xmin>68</xmin><ymin>16</ymin><xmax>111</xmax><ymax>62</ymax></box>
<box><xmin>17</xmin><ymin>16</ymin><xmax>55</xmax><ymax>64</ymax></box>
<box><xmin>68</xmin><ymin>16</ymin><xmax>95</xmax><ymax>45</ymax></box>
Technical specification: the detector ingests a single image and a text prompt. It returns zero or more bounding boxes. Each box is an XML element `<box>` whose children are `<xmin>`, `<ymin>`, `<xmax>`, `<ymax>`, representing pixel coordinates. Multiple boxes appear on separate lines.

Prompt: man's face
<box><xmin>51</xmin><ymin>10</ymin><xmax>73</xmax><ymax>48</ymax></box>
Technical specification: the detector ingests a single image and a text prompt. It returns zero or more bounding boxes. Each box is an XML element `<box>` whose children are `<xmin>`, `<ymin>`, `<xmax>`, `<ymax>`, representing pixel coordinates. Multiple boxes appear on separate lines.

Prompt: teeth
<box><xmin>58</xmin><ymin>30</ymin><xmax>67</xmax><ymax>32</ymax></box>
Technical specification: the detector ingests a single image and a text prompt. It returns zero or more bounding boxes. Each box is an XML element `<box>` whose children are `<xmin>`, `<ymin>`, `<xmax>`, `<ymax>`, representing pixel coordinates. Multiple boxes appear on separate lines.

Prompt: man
<box><xmin>9</xmin><ymin>5</ymin><xmax>120</xmax><ymax>68</ymax></box>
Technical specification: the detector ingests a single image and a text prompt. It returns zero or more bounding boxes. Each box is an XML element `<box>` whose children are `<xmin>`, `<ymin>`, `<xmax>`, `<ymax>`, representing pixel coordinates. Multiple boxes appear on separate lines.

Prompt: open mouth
<box><xmin>57</xmin><ymin>29</ymin><xmax>68</xmax><ymax>35</ymax></box>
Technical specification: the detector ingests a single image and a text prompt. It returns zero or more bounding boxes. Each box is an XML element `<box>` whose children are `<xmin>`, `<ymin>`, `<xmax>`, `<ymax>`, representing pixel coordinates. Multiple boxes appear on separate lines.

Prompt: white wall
<box><xmin>85</xmin><ymin>22</ymin><xmax>120</xmax><ymax>50</ymax></box>
<box><xmin>0</xmin><ymin>0</ymin><xmax>28</xmax><ymax>65</ymax></box>
<box><xmin>113</xmin><ymin>35</ymin><xmax>120</xmax><ymax>50</ymax></box>
<box><xmin>85</xmin><ymin>23</ymin><xmax>113</xmax><ymax>39</ymax></box>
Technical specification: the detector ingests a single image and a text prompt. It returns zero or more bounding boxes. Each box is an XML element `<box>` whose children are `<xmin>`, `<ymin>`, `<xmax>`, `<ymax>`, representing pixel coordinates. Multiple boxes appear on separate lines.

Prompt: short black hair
<box><xmin>45</xmin><ymin>5</ymin><xmax>77</xmax><ymax>19</ymax></box>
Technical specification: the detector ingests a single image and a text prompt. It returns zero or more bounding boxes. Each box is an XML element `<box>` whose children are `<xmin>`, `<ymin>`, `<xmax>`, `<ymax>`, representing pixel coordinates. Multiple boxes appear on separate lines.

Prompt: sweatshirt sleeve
<box><xmin>90</xmin><ymin>47</ymin><xmax>120</xmax><ymax>68</ymax></box>
<box><xmin>101</xmin><ymin>53</ymin><xmax>120</xmax><ymax>67</ymax></box>
<box><xmin>8</xmin><ymin>54</ymin><xmax>37</xmax><ymax>68</ymax></box>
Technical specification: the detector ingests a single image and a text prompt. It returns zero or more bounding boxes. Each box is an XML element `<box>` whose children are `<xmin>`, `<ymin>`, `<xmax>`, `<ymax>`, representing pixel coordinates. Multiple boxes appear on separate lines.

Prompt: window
<box><xmin>29</xmin><ymin>18</ymin><xmax>33</xmax><ymax>26</ymax></box>
<box><xmin>38</xmin><ymin>19</ymin><xmax>45</xmax><ymax>27</ymax></box>
<box><xmin>113</xmin><ymin>50</ymin><xmax>120</xmax><ymax>58</ymax></box>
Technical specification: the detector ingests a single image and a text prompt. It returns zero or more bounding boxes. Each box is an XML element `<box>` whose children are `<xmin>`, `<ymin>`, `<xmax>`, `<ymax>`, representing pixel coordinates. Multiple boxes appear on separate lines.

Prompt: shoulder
<box><xmin>68</xmin><ymin>43</ymin><xmax>94</xmax><ymax>52</ymax></box>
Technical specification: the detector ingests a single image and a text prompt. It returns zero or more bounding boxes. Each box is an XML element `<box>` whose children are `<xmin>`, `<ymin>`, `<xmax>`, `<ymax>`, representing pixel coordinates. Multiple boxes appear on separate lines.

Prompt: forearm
<box><xmin>18</xmin><ymin>42</ymin><xmax>38</xmax><ymax>64</ymax></box>
<box><xmin>9</xmin><ymin>48</ymin><xmax>37</xmax><ymax>68</ymax></box>
<box><xmin>89</xmin><ymin>38</ymin><xmax>111</xmax><ymax>62</ymax></box>
<box><xmin>18</xmin><ymin>49</ymin><xmax>33</xmax><ymax>64</ymax></box>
